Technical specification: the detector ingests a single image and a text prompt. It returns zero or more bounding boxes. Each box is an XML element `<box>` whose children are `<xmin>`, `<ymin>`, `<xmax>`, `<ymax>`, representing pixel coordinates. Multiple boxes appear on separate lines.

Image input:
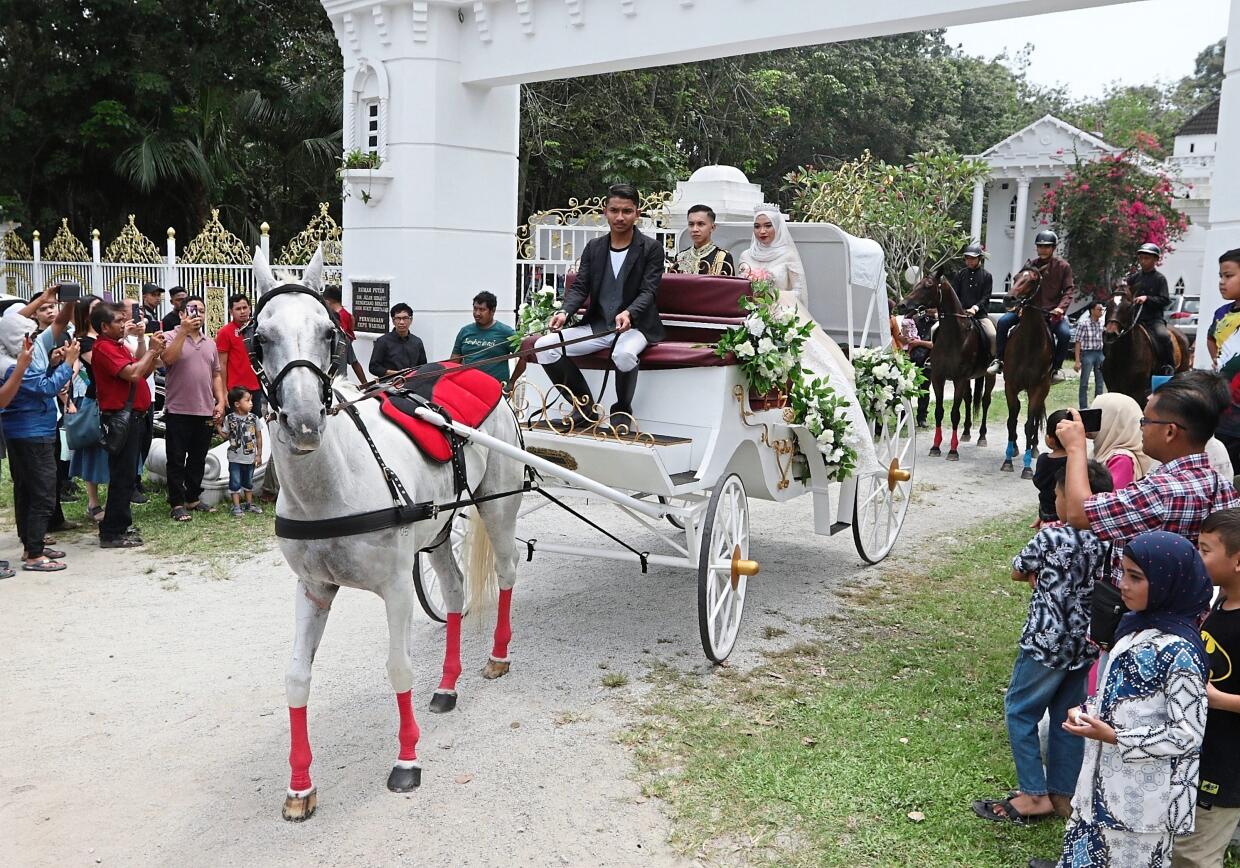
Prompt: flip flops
<box><xmin>972</xmin><ymin>797</ymin><xmax>1054</xmax><ymax>827</ymax></box>
<box><xmin>188</xmin><ymin>502</ymin><xmax>216</xmax><ymax>513</ymax></box>
<box><xmin>22</xmin><ymin>558</ymin><xmax>66</xmax><ymax>572</ymax></box>
<box><xmin>88</xmin><ymin>505</ymin><xmax>105</xmax><ymax>523</ymax></box>
<box><xmin>171</xmin><ymin>506</ymin><xmax>192</xmax><ymax>522</ymax></box>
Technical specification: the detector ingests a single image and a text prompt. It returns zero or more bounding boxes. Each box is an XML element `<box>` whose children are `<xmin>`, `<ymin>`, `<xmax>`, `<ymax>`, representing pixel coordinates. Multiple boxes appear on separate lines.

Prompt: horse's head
<box><xmin>1007</xmin><ymin>265</ymin><xmax>1041</xmax><ymax>305</ymax></box>
<box><xmin>249</xmin><ymin>245</ymin><xmax>339</xmax><ymax>453</ymax></box>
<box><xmin>1104</xmin><ymin>290</ymin><xmax>1134</xmax><ymax>344</ymax></box>
<box><xmin>898</xmin><ymin>272</ymin><xmax>946</xmax><ymax>315</ymax></box>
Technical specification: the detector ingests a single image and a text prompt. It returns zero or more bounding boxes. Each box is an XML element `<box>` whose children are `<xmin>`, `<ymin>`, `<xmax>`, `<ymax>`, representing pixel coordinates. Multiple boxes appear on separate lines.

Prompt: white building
<box><xmin>971</xmin><ymin>101</ymin><xmax>1220</xmax><ymax>299</ymax></box>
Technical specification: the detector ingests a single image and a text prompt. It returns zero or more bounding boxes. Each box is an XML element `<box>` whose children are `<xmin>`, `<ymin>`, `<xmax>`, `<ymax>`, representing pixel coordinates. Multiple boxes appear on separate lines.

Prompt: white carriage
<box><xmin>412</xmin><ymin>224</ymin><xmax>915</xmax><ymax>662</ymax></box>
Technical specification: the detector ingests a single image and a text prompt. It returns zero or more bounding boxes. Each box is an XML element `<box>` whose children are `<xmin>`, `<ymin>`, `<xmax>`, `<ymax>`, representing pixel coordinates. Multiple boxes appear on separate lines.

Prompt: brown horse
<box><xmin>1001</xmin><ymin>266</ymin><xmax>1055</xmax><ymax>479</ymax></box>
<box><xmin>1102</xmin><ymin>290</ymin><xmax>1190</xmax><ymax>406</ymax></box>
<box><xmin>899</xmin><ymin>274</ymin><xmax>995</xmax><ymax>459</ymax></box>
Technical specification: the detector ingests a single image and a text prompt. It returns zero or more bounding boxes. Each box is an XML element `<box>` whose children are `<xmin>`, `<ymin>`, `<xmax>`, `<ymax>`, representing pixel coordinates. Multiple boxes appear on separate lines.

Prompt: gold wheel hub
<box><xmin>887</xmin><ymin>457</ymin><xmax>911</xmax><ymax>491</ymax></box>
<box><xmin>730</xmin><ymin>544</ymin><xmax>760</xmax><ymax>591</ymax></box>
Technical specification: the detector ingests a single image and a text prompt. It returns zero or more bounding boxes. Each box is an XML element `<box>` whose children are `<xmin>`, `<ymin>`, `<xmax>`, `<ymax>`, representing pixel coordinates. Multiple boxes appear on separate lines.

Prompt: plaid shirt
<box><xmin>1084</xmin><ymin>452</ymin><xmax>1239</xmax><ymax>583</ymax></box>
<box><xmin>1076</xmin><ymin>314</ymin><xmax>1104</xmax><ymax>351</ymax></box>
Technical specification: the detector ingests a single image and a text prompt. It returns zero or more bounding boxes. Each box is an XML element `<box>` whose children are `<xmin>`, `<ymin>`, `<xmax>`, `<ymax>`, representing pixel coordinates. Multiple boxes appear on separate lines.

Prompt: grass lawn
<box><xmin>0</xmin><ymin>463</ymin><xmax>275</xmax><ymax>570</ymax></box>
<box><xmin>625</xmin><ymin>511</ymin><xmax>1240</xmax><ymax>867</ymax></box>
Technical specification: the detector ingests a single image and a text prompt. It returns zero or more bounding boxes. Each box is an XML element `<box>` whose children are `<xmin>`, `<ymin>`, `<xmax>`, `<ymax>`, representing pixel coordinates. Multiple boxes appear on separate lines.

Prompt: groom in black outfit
<box><xmin>535</xmin><ymin>183</ymin><xmax>665</xmax><ymax>422</ymax></box>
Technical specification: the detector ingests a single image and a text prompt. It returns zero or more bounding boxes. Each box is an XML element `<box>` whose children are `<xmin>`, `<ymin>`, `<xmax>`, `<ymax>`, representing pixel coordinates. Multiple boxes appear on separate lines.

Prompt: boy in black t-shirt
<box><xmin>1031</xmin><ymin>409</ymin><xmax>1071</xmax><ymax>528</ymax></box>
<box><xmin>1181</xmin><ymin>508</ymin><xmax>1240</xmax><ymax>867</ymax></box>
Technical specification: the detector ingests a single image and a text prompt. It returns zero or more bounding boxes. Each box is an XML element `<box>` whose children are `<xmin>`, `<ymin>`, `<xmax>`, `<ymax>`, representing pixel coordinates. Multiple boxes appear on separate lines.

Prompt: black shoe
<box><xmin>59</xmin><ymin>485</ymin><xmax>80</xmax><ymax>502</ymax></box>
<box><xmin>135</xmin><ymin>479</ymin><xmax>148</xmax><ymax>494</ymax></box>
<box><xmin>47</xmin><ymin>520</ymin><xmax>82</xmax><ymax>532</ymax></box>
<box><xmin>609</xmin><ymin>368</ymin><xmax>639</xmax><ymax>424</ymax></box>
<box><xmin>131</xmin><ymin>490</ymin><xmax>149</xmax><ymax>504</ymax></box>
<box><xmin>544</xmin><ymin>356</ymin><xmax>597</xmax><ymax>425</ymax></box>
<box><xmin>100</xmin><ymin>536</ymin><xmax>144</xmax><ymax>549</ymax></box>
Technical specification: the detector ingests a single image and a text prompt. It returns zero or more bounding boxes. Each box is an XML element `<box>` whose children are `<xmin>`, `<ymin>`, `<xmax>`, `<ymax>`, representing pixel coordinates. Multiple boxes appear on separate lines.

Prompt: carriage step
<box><xmin>525</xmin><ymin>420</ymin><xmax>692</xmax><ymax>447</ymax></box>
<box><xmin>829</xmin><ymin>520</ymin><xmax>851</xmax><ymax>536</ymax></box>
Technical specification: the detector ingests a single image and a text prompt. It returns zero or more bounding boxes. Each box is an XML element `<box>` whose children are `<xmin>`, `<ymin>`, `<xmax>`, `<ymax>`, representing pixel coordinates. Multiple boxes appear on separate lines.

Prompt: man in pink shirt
<box><xmin>162</xmin><ymin>297</ymin><xmax>226</xmax><ymax>521</ymax></box>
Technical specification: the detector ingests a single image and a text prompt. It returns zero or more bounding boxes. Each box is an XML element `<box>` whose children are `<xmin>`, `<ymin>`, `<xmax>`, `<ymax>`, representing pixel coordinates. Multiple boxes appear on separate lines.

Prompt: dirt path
<box><xmin>0</xmin><ymin>434</ymin><xmax>1038</xmax><ymax>868</ymax></box>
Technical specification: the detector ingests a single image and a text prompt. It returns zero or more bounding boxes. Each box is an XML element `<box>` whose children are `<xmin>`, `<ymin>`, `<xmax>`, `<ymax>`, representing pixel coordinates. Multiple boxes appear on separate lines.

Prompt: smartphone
<box><xmin>56</xmin><ymin>281</ymin><xmax>82</xmax><ymax>303</ymax></box>
<box><xmin>131</xmin><ymin>302</ymin><xmax>141</xmax><ymax>323</ymax></box>
<box><xmin>1079</xmin><ymin>408</ymin><xmax>1103</xmax><ymax>434</ymax></box>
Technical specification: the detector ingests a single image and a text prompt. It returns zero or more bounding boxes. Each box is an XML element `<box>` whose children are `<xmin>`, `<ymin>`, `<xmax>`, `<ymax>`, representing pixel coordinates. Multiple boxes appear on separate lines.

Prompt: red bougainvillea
<box><xmin>1037</xmin><ymin>145</ymin><xmax>1188</xmax><ymax>297</ymax></box>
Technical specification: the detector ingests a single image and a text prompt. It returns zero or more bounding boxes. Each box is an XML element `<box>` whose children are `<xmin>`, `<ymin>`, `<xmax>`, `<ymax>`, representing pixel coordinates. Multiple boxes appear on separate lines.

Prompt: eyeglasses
<box><xmin>1139</xmin><ymin>417</ymin><xmax>1183</xmax><ymax>429</ymax></box>
<box><xmin>392</xmin><ymin>314</ymin><xmax>412</xmax><ymax>322</ymax></box>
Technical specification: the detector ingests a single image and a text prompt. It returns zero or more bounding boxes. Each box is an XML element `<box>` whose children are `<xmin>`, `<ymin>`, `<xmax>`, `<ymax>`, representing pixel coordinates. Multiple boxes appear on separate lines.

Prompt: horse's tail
<box><xmin>464</xmin><ymin>506</ymin><xmax>497</xmax><ymax>616</ymax></box>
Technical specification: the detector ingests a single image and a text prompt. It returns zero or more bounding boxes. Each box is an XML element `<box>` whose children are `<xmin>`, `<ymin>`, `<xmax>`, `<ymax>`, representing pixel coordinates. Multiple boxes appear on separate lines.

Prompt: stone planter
<box><xmin>340</xmin><ymin>168</ymin><xmax>393</xmax><ymax>206</ymax></box>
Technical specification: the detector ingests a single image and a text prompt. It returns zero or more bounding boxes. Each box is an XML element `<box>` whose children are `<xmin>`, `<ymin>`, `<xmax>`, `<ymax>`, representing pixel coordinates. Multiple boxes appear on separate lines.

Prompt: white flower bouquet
<box><xmin>714</xmin><ymin>273</ymin><xmax>813</xmax><ymax>396</ymax></box>
<box><xmin>788</xmin><ymin>376</ymin><xmax>858</xmax><ymax>482</ymax></box>
<box><xmin>510</xmin><ymin>284</ymin><xmax>561</xmax><ymax>350</ymax></box>
<box><xmin>852</xmin><ymin>346</ymin><xmax>926</xmax><ymax>423</ymax></box>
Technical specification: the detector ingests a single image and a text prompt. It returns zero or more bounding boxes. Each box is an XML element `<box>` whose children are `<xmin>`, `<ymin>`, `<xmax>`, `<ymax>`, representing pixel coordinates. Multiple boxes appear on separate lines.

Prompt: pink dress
<box><xmin>1104</xmin><ymin>454</ymin><xmax>1135</xmax><ymax>490</ymax></box>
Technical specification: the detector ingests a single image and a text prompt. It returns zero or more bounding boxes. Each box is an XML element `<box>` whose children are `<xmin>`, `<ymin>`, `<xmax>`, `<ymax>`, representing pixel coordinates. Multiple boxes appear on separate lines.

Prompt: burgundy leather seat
<box><xmin>525</xmin><ymin>273</ymin><xmax>753</xmax><ymax>370</ymax></box>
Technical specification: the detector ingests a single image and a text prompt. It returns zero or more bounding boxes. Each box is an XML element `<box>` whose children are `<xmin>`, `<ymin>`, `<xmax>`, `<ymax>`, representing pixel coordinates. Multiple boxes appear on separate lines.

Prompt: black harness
<box><xmin>248</xmin><ymin>283</ymin><xmax>528</xmax><ymax>541</ymax></box>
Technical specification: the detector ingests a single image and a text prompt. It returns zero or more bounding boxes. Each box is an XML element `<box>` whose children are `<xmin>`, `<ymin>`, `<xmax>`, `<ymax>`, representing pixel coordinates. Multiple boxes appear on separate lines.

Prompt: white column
<box><xmin>969</xmin><ymin>179</ymin><xmax>985</xmax><ymax>244</ymax></box>
<box><xmin>1195</xmin><ymin>0</ymin><xmax>1240</xmax><ymax>365</ymax></box>
<box><xmin>326</xmin><ymin>2</ymin><xmax>520</xmax><ymax>365</ymax></box>
<box><xmin>1010</xmin><ymin>178</ymin><xmax>1030</xmax><ymax>281</ymax></box>
<box><xmin>90</xmin><ymin>229</ymin><xmax>103</xmax><ymax>294</ymax></box>
<box><xmin>165</xmin><ymin>228</ymin><xmax>176</xmax><ymax>291</ymax></box>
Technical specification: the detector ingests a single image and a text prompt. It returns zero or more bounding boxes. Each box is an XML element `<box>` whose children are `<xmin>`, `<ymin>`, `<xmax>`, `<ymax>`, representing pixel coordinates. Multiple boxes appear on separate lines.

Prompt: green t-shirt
<box><xmin>452</xmin><ymin>320</ymin><xmax>516</xmax><ymax>382</ymax></box>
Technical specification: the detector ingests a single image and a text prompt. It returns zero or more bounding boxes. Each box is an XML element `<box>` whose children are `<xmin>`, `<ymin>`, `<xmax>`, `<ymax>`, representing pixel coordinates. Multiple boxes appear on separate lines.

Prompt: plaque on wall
<box><xmin>352</xmin><ymin>280</ymin><xmax>391</xmax><ymax>334</ymax></box>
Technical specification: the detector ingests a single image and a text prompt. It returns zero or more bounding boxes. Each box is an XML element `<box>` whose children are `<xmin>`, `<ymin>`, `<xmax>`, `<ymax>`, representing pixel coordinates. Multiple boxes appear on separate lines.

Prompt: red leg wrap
<box><xmin>438</xmin><ymin>612</ymin><xmax>463</xmax><ymax>691</ymax></box>
<box><xmin>288</xmin><ymin>705</ymin><xmax>313</xmax><ymax>791</ymax></box>
<box><xmin>950</xmin><ymin>431</ymin><xmax>959</xmax><ymax>451</ymax></box>
<box><xmin>395</xmin><ymin>691</ymin><xmax>420</xmax><ymax>762</ymax></box>
<box><xmin>491</xmin><ymin>588</ymin><xmax>513</xmax><ymax>660</ymax></box>
<box><xmin>932</xmin><ymin>427</ymin><xmax>943</xmax><ymax>448</ymax></box>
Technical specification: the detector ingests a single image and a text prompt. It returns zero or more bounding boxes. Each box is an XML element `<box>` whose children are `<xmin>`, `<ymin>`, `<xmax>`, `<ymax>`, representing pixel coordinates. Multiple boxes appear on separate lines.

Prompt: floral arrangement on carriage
<box><xmin>509</xmin><ymin>285</ymin><xmax>561</xmax><ymax>350</ymax></box>
<box><xmin>713</xmin><ymin>271</ymin><xmax>856</xmax><ymax>481</ymax></box>
<box><xmin>851</xmin><ymin>346</ymin><xmax>926</xmax><ymax>428</ymax></box>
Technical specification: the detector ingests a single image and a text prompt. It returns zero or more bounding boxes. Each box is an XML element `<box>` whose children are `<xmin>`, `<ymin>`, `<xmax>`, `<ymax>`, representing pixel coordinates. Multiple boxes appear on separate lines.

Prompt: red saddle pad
<box><xmin>378</xmin><ymin>363</ymin><xmax>503</xmax><ymax>463</ymax></box>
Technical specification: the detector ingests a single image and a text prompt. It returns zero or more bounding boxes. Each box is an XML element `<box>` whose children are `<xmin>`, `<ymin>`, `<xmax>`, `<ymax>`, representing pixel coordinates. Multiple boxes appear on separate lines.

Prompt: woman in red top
<box><xmin>90</xmin><ymin>302</ymin><xmax>165</xmax><ymax>547</ymax></box>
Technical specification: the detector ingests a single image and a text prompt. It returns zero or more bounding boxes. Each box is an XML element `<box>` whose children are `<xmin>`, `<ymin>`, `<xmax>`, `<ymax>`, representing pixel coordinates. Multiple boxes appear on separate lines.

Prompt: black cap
<box><xmin>168</xmin><ymin>285</ymin><xmax>188</xmax><ymax>298</ymax></box>
<box><xmin>141</xmin><ymin>282</ymin><xmax>165</xmax><ymax>295</ymax></box>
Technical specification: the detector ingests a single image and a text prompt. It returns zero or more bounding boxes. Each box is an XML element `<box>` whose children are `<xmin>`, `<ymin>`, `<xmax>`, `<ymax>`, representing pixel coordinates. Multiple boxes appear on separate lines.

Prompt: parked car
<box><xmin>1169</xmin><ymin>295</ymin><xmax>1200</xmax><ymax>350</ymax></box>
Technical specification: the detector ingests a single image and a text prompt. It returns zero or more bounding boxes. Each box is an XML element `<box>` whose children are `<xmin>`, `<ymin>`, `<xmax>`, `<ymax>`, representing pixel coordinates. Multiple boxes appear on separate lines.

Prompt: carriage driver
<box><xmin>987</xmin><ymin>229</ymin><xmax>1075</xmax><ymax>378</ymax></box>
<box><xmin>952</xmin><ymin>242</ymin><xmax>997</xmax><ymax>356</ymax></box>
<box><xmin>1125</xmin><ymin>242</ymin><xmax>1176</xmax><ymax>376</ymax></box>
<box><xmin>535</xmin><ymin>183</ymin><xmax>665</xmax><ymax>424</ymax></box>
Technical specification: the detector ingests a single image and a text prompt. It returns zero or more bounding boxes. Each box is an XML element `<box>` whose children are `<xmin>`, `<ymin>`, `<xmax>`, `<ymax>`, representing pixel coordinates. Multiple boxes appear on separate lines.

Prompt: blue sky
<box><xmin>945</xmin><ymin>0</ymin><xmax>1229</xmax><ymax>98</ymax></box>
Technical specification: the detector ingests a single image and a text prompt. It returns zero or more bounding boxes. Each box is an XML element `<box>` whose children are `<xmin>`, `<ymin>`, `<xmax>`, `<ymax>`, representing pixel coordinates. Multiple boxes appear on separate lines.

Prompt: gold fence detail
<box><xmin>516</xmin><ymin>190</ymin><xmax>675</xmax><ymax>261</ymax></box>
<box><xmin>104</xmin><ymin>215</ymin><xmax>161</xmax><ymax>264</ymax></box>
<box><xmin>277</xmin><ymin>202</ymin><xmax>342</xmax><ymax>266</ymax></box>
<box><xmin>181</xmin><ymin>208</ymin><xmax>249</xmax><ymax>265</ymax></box>
<box><xmin>44</xmin><ymin>219</ymin><xmax>89</xmax><ymax>262</ymax></box>
<box><xmin>3</xmin><ymin>230</ymin><xmax>32</xmax><ymax>260</ymax></box>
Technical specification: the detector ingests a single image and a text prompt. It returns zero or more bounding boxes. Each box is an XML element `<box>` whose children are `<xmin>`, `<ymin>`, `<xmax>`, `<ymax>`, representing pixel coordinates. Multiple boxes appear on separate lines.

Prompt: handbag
<box><xmin>100</xmin><ymin>383</ymin><xmax>137</xmax><ymax>456</ymax></box>
<box><xmin>64</xmin><ymin>397</ymin><xmax>104</xmax><ymax>450</ymax></box>
<box><xmin>1090</xmin><ymin>545</ymin><xmax>1126</xmax><ymax>648</ymax></box>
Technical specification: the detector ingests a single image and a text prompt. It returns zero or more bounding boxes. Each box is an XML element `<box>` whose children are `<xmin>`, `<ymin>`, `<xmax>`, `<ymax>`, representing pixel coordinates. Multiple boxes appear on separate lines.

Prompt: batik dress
<box><xmin>1058</xmin><ymin>628</ymin><xmax>1208</xmax><ymax>867</ymax></box>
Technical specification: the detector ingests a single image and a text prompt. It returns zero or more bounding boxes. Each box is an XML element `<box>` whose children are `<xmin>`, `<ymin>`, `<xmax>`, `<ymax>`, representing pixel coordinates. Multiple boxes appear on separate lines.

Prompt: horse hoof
<box><xmin>282</xmin><ymin>788</ymin><xmax>317</xmax><ymax>822</ymax></box>
<box><xmin>960</xmin><ymin>433</ymin><xmax>972</xmax><ymax>443</ymax></box>
<box><xmin>482</xmin><ymin>659</ymin><xmax>511</xmax><ymax>680</ymax></box>
<box><xmin>1021</xmin><ymin>468</ymin><xmax>1034</xmax><ymax>480</ymax></box>
<box><xmin>977</xmin><ymin>437</ymin><xmax>987</xmax><ymax>447</ymax></box>
<box><xmin>429</xmin><ymin>691</ymin><xmax>457</xmax><ymax>714</ymax></box>
<box><xmin>1001</xmin><ymin>462</ymin><xmax>1014</xmax><ymax>472</ymax></box>
<box><xmin>946</xmin><ymin>451</ymin><xmax>960</xmax><ymax>461</ymax></box>
<box><xmin>387</xmin><ymin>763</ymin><xmax>422</xmax><ymax>793</ymax></box>
<box><xmin>928</xmin><ymin>447</ymin><xmax>941</xmax><ymax>457</ymax></box>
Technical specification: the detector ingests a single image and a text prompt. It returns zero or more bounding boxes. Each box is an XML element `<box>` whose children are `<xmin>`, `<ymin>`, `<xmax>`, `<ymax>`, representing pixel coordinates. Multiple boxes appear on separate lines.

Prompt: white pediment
<box><xmin>978</xmin><ymin>115</ymin><xmax>1120</xmax><ymax>174</ymax></box>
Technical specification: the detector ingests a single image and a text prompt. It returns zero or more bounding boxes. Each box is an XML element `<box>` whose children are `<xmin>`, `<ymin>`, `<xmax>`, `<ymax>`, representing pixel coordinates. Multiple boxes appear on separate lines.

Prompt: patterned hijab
<box><xmin>744</xmin><ymin>206</ymin><xmax>793</xmax><ymax>264</ymax></box>
<box><xmin>1090</xmin><ymin>392</ymin><xmax>1153</xmax><ymax>482</ymax></box>
<box><xmin>1116</xmin><ymin>530</ymin><xmax>1212</xmax><ymax>672</ymax></box>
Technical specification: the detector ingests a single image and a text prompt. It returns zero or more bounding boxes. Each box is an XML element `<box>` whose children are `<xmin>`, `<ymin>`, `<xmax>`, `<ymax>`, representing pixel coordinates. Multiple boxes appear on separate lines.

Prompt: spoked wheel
<box><xmin>853</xmin><ymin>398</ymin><xmax>916</xmax><ymax>564</ymax></box>
<box><xmin>697</xmin><ymin>474</ymin><xmax>758</xmax><ymax>663</ymax></box>
<box><xmin>412</xmin><ymin>512</ymin><xmax>472</xmax><ymax>622</ymax></box>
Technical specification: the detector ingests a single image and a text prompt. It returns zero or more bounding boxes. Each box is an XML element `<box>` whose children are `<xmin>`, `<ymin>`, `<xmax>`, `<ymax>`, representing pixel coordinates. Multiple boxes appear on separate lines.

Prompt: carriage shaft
<box><xmin>527</xmin><ymin>540</ymin><xmax>694</xmax><ymax>571</ymax></box>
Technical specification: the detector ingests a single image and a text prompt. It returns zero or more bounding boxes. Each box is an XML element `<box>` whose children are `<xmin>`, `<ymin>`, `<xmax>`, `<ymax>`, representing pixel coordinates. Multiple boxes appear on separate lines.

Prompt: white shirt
<box><xmin>609</xmin><ymin>248</ymin><xmax>627</xmax><ymax>278</ymax></box>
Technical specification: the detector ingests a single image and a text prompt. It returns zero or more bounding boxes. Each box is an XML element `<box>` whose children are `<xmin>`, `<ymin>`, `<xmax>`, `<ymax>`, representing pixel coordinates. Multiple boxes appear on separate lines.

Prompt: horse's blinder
<box><xmin>244</xmin><ymin>283</ymin><xmax>347</xmax><ymax>413</ymax></box>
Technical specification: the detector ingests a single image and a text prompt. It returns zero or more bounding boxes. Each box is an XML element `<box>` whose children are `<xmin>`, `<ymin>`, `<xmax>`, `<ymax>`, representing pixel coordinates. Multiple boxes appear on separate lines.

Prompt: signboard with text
<box><xmin>352</xmin><ymin>280</ymin><xmax>391</xmax><ymax>334</ymax></box>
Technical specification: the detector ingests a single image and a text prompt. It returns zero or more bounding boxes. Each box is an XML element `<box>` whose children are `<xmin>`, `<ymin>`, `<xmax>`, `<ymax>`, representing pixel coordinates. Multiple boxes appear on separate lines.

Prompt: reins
<box><xmin>1105</xmin><ymin>301</ymin><xmax>1145</xmax><ymax>340</ymax></box>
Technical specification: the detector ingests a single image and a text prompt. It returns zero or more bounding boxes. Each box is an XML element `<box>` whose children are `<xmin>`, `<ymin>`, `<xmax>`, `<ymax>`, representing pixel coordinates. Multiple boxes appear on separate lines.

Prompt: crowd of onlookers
<box><xmin>0</xmin><ymin>281</ymin><xmax>519</xmax><ymax>577</ymax></box>
<box><xmin>971</xmin><ymin>250</ymin><xmax>1240</xmax><ymax>868</ymax></box>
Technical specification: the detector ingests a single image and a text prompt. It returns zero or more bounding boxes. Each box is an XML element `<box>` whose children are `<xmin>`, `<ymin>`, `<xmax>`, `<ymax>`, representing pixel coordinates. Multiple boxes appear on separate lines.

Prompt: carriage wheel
<box><xmin>853</xmin><ymin>398</ymin><xmax>916</xmax><ymax>564</ymax></box>
<box><xmin>412</xmin><ymin>512</ymin><xmax>472</xmax><ymax>622</ymax></box>
<box><xmin>697</xmin><ymin>474</ymin><xmax>756</xmax><ymax>663</ymax></box>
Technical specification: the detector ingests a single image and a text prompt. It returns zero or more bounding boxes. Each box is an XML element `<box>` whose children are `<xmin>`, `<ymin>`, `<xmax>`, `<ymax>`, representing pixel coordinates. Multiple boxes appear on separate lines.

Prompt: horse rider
<box><xmin>951</xmin><ymin>242</ymin><xmax>997</xmax><ymax>357</ymax></box>
<box><xmin>987</xmin><ymin>229</ymin><xmax>1075</xmax><ymax>379</ymax></box>
<box><xmin>1125</xmin><ymin>242</ymin><xmax>1176</xmax><ymax>376</ymax></box>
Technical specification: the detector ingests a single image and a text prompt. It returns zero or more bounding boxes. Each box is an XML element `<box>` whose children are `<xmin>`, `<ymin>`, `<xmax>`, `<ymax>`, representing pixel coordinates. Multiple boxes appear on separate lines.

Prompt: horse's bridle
<box><xmin>244</xmin><ymin>283</ymin><xmax>346</xmax><ymax>413</ymax></box>
<box><xmin>1104</xmin><ymin>295</ymin><xmax>1145</xmax><ymax>340</ymax></box>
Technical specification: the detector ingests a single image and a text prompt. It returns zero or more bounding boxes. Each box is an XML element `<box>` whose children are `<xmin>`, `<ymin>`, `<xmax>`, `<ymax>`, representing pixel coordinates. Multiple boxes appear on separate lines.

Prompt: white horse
<box><xmin>250</xmin><ymin>248</ymin><xmax>525</xmax><ymax>821</ymax></box>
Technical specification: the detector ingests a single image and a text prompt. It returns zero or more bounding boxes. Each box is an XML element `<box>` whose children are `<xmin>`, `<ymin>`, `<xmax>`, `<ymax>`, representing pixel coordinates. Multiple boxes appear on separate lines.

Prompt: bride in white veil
<box><xmin>739</xmin><ymin>205</ymin><xmax>881</xmax><ymax>475</ymax></box>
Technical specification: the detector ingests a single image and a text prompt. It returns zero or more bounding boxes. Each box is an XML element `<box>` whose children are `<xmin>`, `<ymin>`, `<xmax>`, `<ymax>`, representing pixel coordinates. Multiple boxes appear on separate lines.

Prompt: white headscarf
<box><xmin>745</xmin><ymin>205</ymin><xmax>793</xmax><ymax>265</ymax></box>
<box><xmin>0</xmin><ymin>311</ymin><xmax>33</xmax><ymax>376</ymax></box>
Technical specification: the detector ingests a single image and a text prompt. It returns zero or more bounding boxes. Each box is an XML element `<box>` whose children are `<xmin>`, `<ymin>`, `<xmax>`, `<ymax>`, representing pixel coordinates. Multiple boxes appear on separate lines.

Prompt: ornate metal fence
<box><xmin>1</xmin><ymin>205</ymin><xmax>343</xmax><ymax>333</ymax></box>
<box><xmin>513</xmin><ymin>191</ymin><xmax>679</xmax><ymax>308</ymax></box>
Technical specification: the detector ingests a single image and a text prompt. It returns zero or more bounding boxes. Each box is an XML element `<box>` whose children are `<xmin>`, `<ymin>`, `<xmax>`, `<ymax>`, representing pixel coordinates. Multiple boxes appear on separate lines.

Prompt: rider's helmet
<box><xmin>1136</xmin><ymin>242</ymin><xmax>1162</xmax><ymax>257</ymax></box>
<box><xmin>1034</xmin><ymin>229</ymin><xmax>1059</xmax><ymax>246</ymax></box>
<box><xmin>962</xmin><ymin>243</ymin><xmax>984</xmax><ymax>258</ymax></box>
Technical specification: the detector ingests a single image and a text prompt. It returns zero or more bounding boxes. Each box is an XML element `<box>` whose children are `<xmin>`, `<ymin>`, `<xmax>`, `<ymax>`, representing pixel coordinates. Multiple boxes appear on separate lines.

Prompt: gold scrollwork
<box><xmin>44</xmin><ymin>219</ymin><xmax>90</xmax><ymax>262</ymax></box>
<box><xmin>181</xmin><ymin>209</ymin><xmax>249</xmax><ymax>265</ymax></box>
<box><xmin>104</xmin><ymin>268</ymin><xmax>161</xmax><ymax>300</ymax></box>
<box><xmin>0</xmin><ymin>266</ymin><xmax>33</xmax><ymax>297</ymax></box>
<box><xmin>277</xmin><ymin>202</ymin><xmax>343</xmax><ymax>268</ymax></box>
<box><xmin>3</xmin><ymin>230</ymin><xmax>32</xmax><ymax>261</ymax></box>
<box><xmin>104</xmin><ymin>216</ymin><xmax>162</xmax><ymax>264</ymax></box>
<box><xmin>517</xmin><ymin>377</ymin><xmax>656</xmax><ymax>447</ymax></box>
<box><xmin>516</xmin><ymin>191</ymin><xmax>676</xmax><ymax>260</ymax></box>
<box><xmin>734</xmin><ymin>384</ymin><xmax>795</xmax><ymax>490</ymax></box>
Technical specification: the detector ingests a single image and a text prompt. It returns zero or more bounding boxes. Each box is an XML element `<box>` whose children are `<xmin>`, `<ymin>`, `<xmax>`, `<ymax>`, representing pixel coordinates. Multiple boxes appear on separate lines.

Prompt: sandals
<box><xmin>22</xmin><ymin>558</ymin><xmax>66</xmax><ymax>572</ymax></box>
<box><xmin>171</xmin><ymin>506</ymin><xmax>192</xmax><ymax>522</ymax></box>
<box><xmin>0</xmin><ymin>565</ymin><xmax>14</xmax><ymax>580</ymax></box>
<box><xmin>100</xmin><ymin>536</ymin><xmax>144</xmax><ymax>549</ymax></box>
<box><xmin>188</xmin><ymin>501</ymin><xmax>216</xmax><ymax>513</ymax></box>
<box><xmin>972</xmin><ymin>797</ymin><xmax>1054</xmax><ymax>827</ymax></box>
<box><xmin>25</xmin><ymin>548</ymin><xmax>66</xmax><ymax>560</ymax></box>
<box><xmin>88</xmin><ymin>505</ymin><xmax>105</xmax><ymax>523</ymax></box>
